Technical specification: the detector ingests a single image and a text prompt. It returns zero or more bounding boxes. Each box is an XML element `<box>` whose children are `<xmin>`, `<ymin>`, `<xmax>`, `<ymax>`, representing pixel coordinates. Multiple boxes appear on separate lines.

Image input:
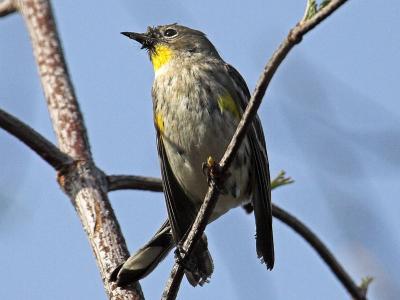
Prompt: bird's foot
<box><xmin>174</xmin><ymin>244</ymin><xmax>212</xmax><ymax>287</ymax></box>
<box><xmin>202</xmin><ymin>156</ymin><xmax>227</xmax><ymax>189</ymax></box>
<box><xmin>174</xmin><ymin>246</ymin><xmax>197</xmax><ymax>274</ymax></box>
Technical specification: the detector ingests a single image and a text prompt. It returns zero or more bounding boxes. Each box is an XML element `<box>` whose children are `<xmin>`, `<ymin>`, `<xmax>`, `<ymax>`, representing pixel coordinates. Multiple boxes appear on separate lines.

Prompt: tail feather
<box><xmin>183</xmin><ymin>234</ymin><xmax>214</xmax><ymax>287</ymax></box>
<box><xmin>111</xmin><ymin>221</ymin><xmax>173</xmax><ymax>287</ymax></box>
<box><xmin>110</xmin><ymin>221</ymin><xmax>214</xmax><ymax>287</ymax></box>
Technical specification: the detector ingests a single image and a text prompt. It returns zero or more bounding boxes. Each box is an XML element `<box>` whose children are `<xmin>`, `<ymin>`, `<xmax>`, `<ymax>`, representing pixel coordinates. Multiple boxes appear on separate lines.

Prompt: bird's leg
<box><xmin>174</xmin><ymin>239</ymin><xmax>212</xmax><ymax>286</ymax></box>
<box><xmin>202</xmin><ymin>156</ymin><xmax>228</xmax><ymax>189</ymax></box>
<box><xmin>174</xmin><ymin>244</ymin><xmax>197</xmax><ymax>273</ymax></box>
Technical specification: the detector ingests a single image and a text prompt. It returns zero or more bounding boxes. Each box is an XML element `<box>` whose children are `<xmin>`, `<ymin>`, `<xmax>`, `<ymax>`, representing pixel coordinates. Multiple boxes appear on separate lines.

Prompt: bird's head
<box><xmin>121</xmin><ymin>23</ymin><xmax>220</xmax><ymax>71</ymax></box>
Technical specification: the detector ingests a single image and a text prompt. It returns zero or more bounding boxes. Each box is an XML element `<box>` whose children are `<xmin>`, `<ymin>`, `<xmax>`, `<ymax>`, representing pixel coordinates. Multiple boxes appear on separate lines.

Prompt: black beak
<box><xmin>121</xmin><ymin>32</ymin><xmax>156</xmax><ymax>49</ymax></box>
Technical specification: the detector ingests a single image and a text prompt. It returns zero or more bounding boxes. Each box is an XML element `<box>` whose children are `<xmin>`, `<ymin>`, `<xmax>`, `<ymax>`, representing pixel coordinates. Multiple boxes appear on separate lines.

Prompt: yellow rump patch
<box><xmin>217</xmin><ymin>92</ymin><xmax>241</xmax><ymax>119</ymax></box>
<box><xmin>155</xmin><ymin>112</ymin><xmax>164</xmax><ymax>133</ymax></box>
<box><xmin>151</xmin><ymin>45</ymin><xmax>172</xmax><ymax>71</ymax></box>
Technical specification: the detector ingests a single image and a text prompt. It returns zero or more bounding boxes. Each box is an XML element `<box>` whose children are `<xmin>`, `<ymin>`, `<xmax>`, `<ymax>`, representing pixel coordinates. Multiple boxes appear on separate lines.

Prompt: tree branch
<box><xmin>106</xmin><ymin>171</ymin><xmax>293</xmax><ymax>193</ymax></box>
<box><xmin>272</xmin><ymin>205</ymin><xmax>366</xmax><ymax>300</ymax></box>
<box><xmin>16</xmin><ymin>0</ymin><xmax>91</xmax><ymax>159</ymax></box>
<box><xmin>0</xmin><ymin>0</ymin><xmax>15</xmax><ymax>17</ymax></box>
<box><xmin>0</xmin><ymin>107</ymin><xmax>72</xmax><ymax>169</ymax></box>
<box><xmin>108</xmin><ymin>175</ymin><xmax>163</xmax><ymax>192</ymax></box>
<box><xmin>107</xmin><ymin>173</ymin><xmax>366</xmax><ymax>300</ymax></box>
<box><xmin>161</xmin><ymin>1</ymin><xmax>351</xmax><ymax>299</ymax></box>
<box><xmin>219</xmin><ymin>0</ymin><xmax>348</xmax><ymax>174</ymax></box>
<box><xmin>12</xmin><ymin>0</ymin><xmax>143</xmax><ymax>298</ymax></box>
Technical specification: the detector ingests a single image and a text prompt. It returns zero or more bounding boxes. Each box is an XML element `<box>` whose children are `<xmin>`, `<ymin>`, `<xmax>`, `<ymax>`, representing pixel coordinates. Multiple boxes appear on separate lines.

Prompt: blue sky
<box><xmin>1</xmin><ymin>1</ymin><xmax>399</xmax><ymax>299</ymax></box>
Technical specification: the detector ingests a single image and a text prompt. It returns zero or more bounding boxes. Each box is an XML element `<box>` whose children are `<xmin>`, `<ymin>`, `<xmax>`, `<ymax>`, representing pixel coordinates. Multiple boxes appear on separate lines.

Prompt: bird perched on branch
<box><xmin>111</xmin><ymin>23</ymin><xmax>274</xmax><ymax>287</ymax></box>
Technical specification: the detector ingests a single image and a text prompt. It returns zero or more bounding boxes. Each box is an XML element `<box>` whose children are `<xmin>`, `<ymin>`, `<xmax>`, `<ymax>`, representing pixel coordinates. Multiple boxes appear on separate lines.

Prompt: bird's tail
<box><xmin>182</xmin><ymin>232</ymin><xmax>214</xmax><ymax>287</ymax></box>
<box><xmin>110</xmin><ymin>220</ymin><xmax>213</xmax><ymax>287</ymax></box>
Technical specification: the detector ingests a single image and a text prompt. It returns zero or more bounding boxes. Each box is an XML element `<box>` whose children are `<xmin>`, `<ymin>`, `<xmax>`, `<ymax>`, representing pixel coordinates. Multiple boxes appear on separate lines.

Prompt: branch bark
<box><xmin>160</xmin><ymin>1</ymin><xmax>355</xmax><ymax>299</ymax></box>
<box><xmin>11</xmin><ymin>0</ymin><xmax>143</xmax><ymax>299</ymax></box>
<box><xmin>0</xmin><ymin>107</ymin><xmax>72</xmax><ymax>169</ymax></box>
<box><xmin>0</xmin><ymin>0</ymin><xmax>15</xmax><ymax>17</ymax></box>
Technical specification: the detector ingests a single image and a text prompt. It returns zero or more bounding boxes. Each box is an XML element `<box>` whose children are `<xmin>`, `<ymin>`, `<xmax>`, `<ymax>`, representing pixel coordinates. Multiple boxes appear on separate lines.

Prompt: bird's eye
<box><xmin>164</xmin><ymin>28</ymin><xmax>178</xmax><ymax>37</ymax></box>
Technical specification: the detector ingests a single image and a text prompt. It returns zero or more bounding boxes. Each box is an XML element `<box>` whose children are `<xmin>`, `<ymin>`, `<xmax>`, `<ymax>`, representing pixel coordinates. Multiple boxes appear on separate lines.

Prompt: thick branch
<box><xmin>14</xmin><ymin>0</ymin><xmax>142</xmax><ymax>299</ymax></box>
<box><xmin>108</xmin><ymin>174</ymin><xmax>366</xmax><ymax>300</ymax></box>
<box><xmin>162</xmin><ymin>1</ymin><xmax>350</xmax><ymax>299</ymax></box>
<box><xmin>15</xmin><ymin>0</ymin><xmax>91</xmax><ymax>159</ymax></box>
<box><xmin>0</xmin><ymin>0</ymin><xmax>15</xmax><ymax>17</ymax></box>
<box><xmin>0</xmin><ymin>107</ymin><xmax>72</xmax><ymax>169</ymax></box>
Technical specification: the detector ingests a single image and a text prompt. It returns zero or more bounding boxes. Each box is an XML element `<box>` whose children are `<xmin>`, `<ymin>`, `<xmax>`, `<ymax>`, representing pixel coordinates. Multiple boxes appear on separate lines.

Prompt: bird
<box><xmin>111</xmin><ymin>23</ymin><xmax>274</xmax><ymax>287</ymax></box>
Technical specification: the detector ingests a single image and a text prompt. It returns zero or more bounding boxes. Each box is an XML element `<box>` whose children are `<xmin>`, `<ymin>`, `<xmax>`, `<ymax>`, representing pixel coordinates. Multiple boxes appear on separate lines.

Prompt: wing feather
<box><xmin>225</xmin><ymin>63</ymin><xmax>274</xmax><ymax>269</ymax></box>
<box><xmin>156</xmin><ymin>133</ymin><xmax>197</xmax><ymax>243</ymax></box>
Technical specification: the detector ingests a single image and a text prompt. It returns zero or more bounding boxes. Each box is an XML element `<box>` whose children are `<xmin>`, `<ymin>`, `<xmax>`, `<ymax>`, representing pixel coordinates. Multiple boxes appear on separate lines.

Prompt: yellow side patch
<box><xmin>155</xmin><ymin>112</ymin><xmax>164</xmax><ymax>133</ymax></box>
<box><xmin>151</xmin><ymin>45</ymin><xmax>172</xmax><ymax>71</ymax></box>
<box><xmin>217</xmin><ymin>91</ymin><xmax>241</xmax><ymax>119</ymax></box>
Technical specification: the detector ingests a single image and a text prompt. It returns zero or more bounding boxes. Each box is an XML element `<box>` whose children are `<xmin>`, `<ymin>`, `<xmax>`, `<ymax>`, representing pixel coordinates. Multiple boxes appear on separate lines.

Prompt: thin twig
<box><xmin>0</xmin><ymin>107</ymin><xmax>72</xmax><ymax>169</ymax></box>
<box><xmin>270</xmin><ymin>170</ymin><xmax>294</xmax><ymax>190</ymax></box>
<box><xmin>106</xmin><ymin>172</ymin><xmax>292</xmax><ymax>193</ymax></box>
<box><xmin>108</xmin><ymin>173</ymin><xmax>366</xmax><ymax>300</ymax></box>
<box><xmin>14</xmin><ymin>0</ymin><xmax>142</xmax><ymax>299</ymax></box>
<box><xmin>272</xmin><ymin>205</ymin><xmax>366</xmax><ymax>300</ymax></box>
<box><xmin>219</xmin><ymin>0</ymin><xmax>349</xmax><ymax>174</ymax></box>
<box><xmin>162</xmin><ymin>182</ymin><xmax>219</xmax><ymax>300</ymax></box>
<box><xmin>0</xmin><ymin>0</ymin><xmax>15</xmax><ymax>17</ymax></box>
<box><xmin>358</xmin><ymin>276</ymin><xmax>373</xmax><ymax>299</ymax></box>
<box><xmin>162</xmin><ymin>1</ymin><xmax>351</xmax><ymax>299</ymax></box>
<box><xmin>108</xmin><ymin>175</ymin><xmax>163</xmax><ymax>192</ymax></box>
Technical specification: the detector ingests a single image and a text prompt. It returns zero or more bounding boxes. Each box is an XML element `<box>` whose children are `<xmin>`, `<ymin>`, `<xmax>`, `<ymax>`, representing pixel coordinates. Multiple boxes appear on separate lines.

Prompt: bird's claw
<box><xmin>202</xmin><ymin>156</ymin><xmax>225</xmax><ymax>188</ymax></box>
<box><xmin>174</xmin><ymin>246</ymin><xmax>197</xmax><ymax>273</ymax></box>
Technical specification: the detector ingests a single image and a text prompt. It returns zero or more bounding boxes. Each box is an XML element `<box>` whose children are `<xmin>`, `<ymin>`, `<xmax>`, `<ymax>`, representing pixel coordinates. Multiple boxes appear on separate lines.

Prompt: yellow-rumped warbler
<box><xmin>111</xmin><ymin>24</ymin><xmax>274</xmax><ymax>287</ymax></box>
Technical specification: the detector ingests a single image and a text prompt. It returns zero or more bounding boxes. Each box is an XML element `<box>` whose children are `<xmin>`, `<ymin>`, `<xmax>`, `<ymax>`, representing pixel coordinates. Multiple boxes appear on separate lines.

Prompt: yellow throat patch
<box><xmin>150</xmin><ymin>45</ymin><xmax>172</xmax><ymax>71</ymax></box>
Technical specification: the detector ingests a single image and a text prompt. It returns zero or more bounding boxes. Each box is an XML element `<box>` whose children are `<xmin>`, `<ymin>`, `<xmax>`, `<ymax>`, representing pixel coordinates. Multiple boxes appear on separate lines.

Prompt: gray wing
<box><xmin>225</xmin><ymin>64</ymin><xmax>275</xmax><ymax>269</ymax></box>
<box><xmin>156</xmin><ymin>132</ymin><xmax>197</xmax><ymax>244</ymax></box>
